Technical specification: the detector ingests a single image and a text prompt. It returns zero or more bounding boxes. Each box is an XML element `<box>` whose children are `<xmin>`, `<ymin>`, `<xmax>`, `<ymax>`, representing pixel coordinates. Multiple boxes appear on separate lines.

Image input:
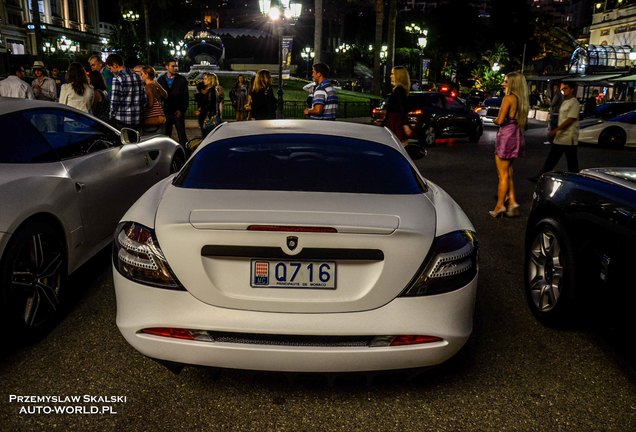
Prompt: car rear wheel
<box><xmin>0</xmin><ymin>222</ymin><xmax>68</xmax><ymax>340</ymax></box>
<box><xmin>419</xmin><ymin>125</ymin><xmax>436</xmax><ymax>147</ymax></box>
<box><xmin>598</xmin><ymin>127</ymin><xmax>626</xmax><ymax>148</ymax></box>
<box><xmin>524</xmin><ymin>218</ymin><xmax>577</xmax><ymax>326</ymax></box>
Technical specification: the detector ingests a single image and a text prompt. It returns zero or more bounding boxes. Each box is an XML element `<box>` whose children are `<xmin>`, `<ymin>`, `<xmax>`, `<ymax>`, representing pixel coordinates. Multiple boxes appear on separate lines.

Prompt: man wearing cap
<box><xmin>31</xmin><ymin>60</ymin><xmax>57</xmax><ymax>101</ymax></box>
<box><xmin>0</xmin><ymin>65</ymin><xmax>35</xmax><ymax>99</ymax></box>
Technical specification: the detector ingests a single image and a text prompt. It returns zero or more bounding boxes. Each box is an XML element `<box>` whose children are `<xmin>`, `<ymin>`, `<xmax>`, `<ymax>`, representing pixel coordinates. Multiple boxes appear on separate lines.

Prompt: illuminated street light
<box><xmin>301</xmin><ymin>46</ymin><xmax>314</xmax><ymax>80</ymax></box>
<box><xmin>259</xmin><ymin>0</ymin><xmax>302</xmax><ymax>118</ymax></box>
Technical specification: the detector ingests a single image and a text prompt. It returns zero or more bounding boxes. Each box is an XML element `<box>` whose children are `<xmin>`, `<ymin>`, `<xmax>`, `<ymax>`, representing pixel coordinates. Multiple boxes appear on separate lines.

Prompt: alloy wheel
<box><xmin>527</xmin><ymin>228</ymin><xmax>564</xmax><ymax>313</ymax></box>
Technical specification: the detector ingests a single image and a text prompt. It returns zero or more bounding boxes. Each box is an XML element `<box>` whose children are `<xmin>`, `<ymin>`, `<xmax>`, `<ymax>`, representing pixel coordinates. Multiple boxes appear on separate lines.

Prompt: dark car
<box><xmin>583</xmin><ymin>101</ymin><xmax>636</xmax><ymax>120</ymax></box>
<box><xmin>372</xmin><ymin>92</ymin><xmax>483</xmax><ymax>147</ymax></box>
<box><xmin>524</xmin><ymin>168</ymin><xmax>636</xmax><ymax>326</ymax></box>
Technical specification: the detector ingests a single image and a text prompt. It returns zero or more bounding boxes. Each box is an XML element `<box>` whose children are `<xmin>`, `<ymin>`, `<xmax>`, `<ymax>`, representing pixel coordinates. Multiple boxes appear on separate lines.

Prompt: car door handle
<box><xmin>75</xmin><ymin>182</ymin><xmax>85</xmax><ymax>192</ymax></box>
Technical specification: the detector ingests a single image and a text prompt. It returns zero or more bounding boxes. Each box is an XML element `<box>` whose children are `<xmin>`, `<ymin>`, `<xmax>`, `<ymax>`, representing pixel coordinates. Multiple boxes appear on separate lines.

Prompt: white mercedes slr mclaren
<box><xmin>113</xmin><ymin>120</ymin><xmax>478</xmax><ymax>373</ymax></box>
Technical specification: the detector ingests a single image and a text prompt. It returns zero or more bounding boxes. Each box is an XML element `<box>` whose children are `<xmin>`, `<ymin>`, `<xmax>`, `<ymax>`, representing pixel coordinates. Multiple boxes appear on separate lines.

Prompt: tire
<box><xmin>524</xmin><ymin>218</ymin><xmax>577</xmax><ymax>327</ymax></box>
<box><xmin>468</xmin><ymin>124</ymin><xmax>483</xmax><ymax>143</ymax></box>
<box><xmin>0</xmin><ymin>222</ymin><xmax>68</xmax><ymax>341</ymax></box>
<box><xmin>598</xmin><ymin>127</ymin><xmax>626</xmax><ymax>148</ymax></box>
<box><xmin>170</xmin><ymin>149</ymin><xmax>186</xmax><ymax>174</ymax></box>
<box><xmin>419</xmin><ymin>125</ymin><xmax>436</xmax><ymax>147</ymax></box>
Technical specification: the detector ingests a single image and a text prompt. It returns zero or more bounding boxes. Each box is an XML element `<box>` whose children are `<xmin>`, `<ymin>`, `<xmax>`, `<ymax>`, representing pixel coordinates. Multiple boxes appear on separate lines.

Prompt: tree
<box><xmin>371</xmin><ymin>0</ymin><xmax>383</xmax><ymax>95</ymax></box>
<box><xmin>314</xmin><ymin>0</ymin><xmax>323</xmax><ymax>63</ymax></box>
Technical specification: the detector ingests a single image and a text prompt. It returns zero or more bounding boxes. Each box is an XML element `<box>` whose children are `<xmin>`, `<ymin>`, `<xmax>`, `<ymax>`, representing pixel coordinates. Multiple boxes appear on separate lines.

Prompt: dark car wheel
<box><xmin>468</xmin><ymin>124</ymin><xmax>483</xmax><ymax>143</ymax></box>
<box><xmin>419</xmin><ymin>125</ymin><xmax>436</xmax><ymax>147</ymax></box>
<box><xmin>598</xmin><ymin>127</ymin><xmax>626</xmax><ymax>148</ymax></box>
<box><xmin>170</xmin><ymin>149</ymin><xmax>186</xmax><ymax>173</ymax></box>
<box><xmin>0</xmin><ymin>222</ymin><xmax>68</xmax><ymax>340</ymax></box>
<box><xmin>524</xmin><ymin>218</ymin><xmax>577</xmax><ymax>326</ymax></box>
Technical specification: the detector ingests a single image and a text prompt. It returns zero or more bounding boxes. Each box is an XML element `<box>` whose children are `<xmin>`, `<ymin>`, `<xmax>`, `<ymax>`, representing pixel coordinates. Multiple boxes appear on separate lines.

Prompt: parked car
<box><xmin>372</xmin><ymin>92</ymin><xmax>483</xmax><ymax>147</ymax></box>
<box><xmin>0</xmin><ymin>98</ymin><xmax>185</xmax><ymax>340</ymax></box>
<box><xmin>524</xmin><ymin>168</ymin><xmax>636</xmax><ymax>326</ymax></box>
<box><xmin>473</xmin><ymin>97</ymin><xmax>502</xmax><ymax>126</ymax></box>
<box><xmin>113</xmin><ymin>120</ymin><xmax>479</xmax><ymax>373</ymax></box>
<box><xmin>584</xmin><ymin>101</ymin><xmax>636</xmax><ymax>120</ymax></box>
<box><xmin>578</xmin><ymin>110</ymin><xmax>636</xmax><ymax>148</ymax></box>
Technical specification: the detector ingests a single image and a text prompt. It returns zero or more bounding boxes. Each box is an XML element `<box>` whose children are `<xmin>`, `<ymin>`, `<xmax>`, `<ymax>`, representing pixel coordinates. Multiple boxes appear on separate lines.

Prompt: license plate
<box><xmin>250</xmin><ymin>260</ymin><xmax>336</xmax><ymax>289</ymax></box>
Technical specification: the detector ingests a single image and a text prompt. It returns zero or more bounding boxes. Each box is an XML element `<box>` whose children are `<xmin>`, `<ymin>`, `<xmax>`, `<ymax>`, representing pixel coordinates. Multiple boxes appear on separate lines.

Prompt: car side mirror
<box><xmin>120</xmin><ymin>128</ymin><xmax>140</xmax><ymax>145</ymax></box>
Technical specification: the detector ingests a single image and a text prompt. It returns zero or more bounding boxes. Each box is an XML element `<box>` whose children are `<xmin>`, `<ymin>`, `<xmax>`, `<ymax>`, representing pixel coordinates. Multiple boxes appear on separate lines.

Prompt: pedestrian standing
<box><xmin>246</xmin><ymin>69</ymin><xmax>277</xmax><ymax>120</ymax></box>
<box><xmin>0</xmin><ymin>65</ymin><xmax>35</xmax><ymax>99</ymax></box>
<box><xmin>385</xmin><ymin>66</ymin><xmax>413</xmax><ymax>147</ymax></box>
<box><xmin>30</xmin><ymin>60</ymin><xmax>57</xmax><ymax>101</ymax></box>
<box><xmin>105</xmin><ymin>53</ymin><xmax>146</xmax><ymax>130</ymax></box>
<box><xmin>490</xmin><ymin>71</ymin><xmax>529</xmax><ymax>218</ymax></box>
<box><xmin>58</xmin><ymin>62</ymin><xmax>94</xmax><ymax>113</ymax></box>
<box><xmin>88</xmin><ymin>70</ymin><xmax>110</xmax><ymax>122</ymax></box>
<box><xmin>88</xmin><ymin>54</ymin><xmax>114</xmax><ymax>97</ymax></box>
<box><xmin>303</xmin><ymin>62</ymin><xmax>338</xmax><ymax>120</ymax></box>
<box><xmin>544</xmin><ymin>81</ymin><xmax>563</xmax><ymax>145</ymax></box>
<box><xmin>230</xmin><ymin>75</ymin><xmax>249</xmax><ymax>121</ymax></box>
<box><xmin>157</xmin><ymin>58</ymin><xmax>189</xmax><ymax>146</ymax></box>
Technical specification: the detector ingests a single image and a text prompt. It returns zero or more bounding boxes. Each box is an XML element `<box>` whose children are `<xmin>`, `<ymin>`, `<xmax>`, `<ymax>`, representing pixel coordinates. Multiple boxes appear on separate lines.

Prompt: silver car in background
<box><xmin>0</xmin><ymin>98</ymin><xmax>186</xmax><ymax>340</ymax></box>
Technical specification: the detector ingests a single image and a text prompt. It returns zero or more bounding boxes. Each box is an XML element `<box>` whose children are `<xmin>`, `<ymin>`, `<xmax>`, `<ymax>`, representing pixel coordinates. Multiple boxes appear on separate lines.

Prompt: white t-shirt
<box><xmin>554</xmin><ymin>97</ymin><xmax>580</xmax><ymax>146</ymax></box>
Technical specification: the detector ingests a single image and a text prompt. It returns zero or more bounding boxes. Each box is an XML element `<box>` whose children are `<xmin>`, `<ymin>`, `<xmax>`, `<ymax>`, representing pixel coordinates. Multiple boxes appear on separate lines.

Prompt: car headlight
<box><xmin>113</xmin><ymin>222</ymin><xmax>185</xmax><ymax>290</ymax></box>
<box><xmin>399</xmin><ymin>230</ymin><xmax>478</xmax><ymax>297</ymax></box>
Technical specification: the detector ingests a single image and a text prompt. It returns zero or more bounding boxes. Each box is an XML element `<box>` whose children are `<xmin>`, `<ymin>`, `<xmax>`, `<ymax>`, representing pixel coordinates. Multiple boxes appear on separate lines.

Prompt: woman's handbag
<box><xmin>143</xmin><ymin>100</ymin><xmax>166</xmax><ymax>127</ymax></box>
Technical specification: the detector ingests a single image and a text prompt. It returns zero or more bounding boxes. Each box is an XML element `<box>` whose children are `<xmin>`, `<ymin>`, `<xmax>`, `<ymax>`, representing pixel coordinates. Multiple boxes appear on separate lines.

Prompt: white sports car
<box><xmin>0</xmin><ymin>98</ymin><xmax>185</xmax><ymax>341</ymax></box>
<box><xmin>113</xmin><ymin>120</ymin><xmax>478</xmax><ymax>373</ymax></box>
<box><xmin>578</xmin><ymin>111</ymin><xmax>636</xmax><ymax>148</ymax></box>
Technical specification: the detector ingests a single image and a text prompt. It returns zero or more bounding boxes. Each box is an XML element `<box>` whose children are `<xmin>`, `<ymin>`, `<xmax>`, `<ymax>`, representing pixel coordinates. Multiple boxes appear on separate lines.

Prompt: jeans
<box><xmin>165</xmin><ymin>112</ymin><xmax>188</xmax><ymax>146</ymax></box>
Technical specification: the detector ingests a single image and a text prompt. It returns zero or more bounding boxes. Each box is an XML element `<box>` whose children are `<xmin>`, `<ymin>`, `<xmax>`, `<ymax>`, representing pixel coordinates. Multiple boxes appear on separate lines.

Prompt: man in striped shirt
<box><xmin>304</xmin><ymin>62</ymin><xmax>338</xmax><ymax>120</ymax></box>
<box><xmin>105</xmin><ymin>53</ymin><xmax>146</xmax><ymax>131</ymax></box>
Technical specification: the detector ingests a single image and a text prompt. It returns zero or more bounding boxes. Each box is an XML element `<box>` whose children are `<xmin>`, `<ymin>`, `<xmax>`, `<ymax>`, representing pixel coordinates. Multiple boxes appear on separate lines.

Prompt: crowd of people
<box><xmin>0</xmin><ymin>57</ymin><xmax>341</xmax><ymax>151</ymax></box>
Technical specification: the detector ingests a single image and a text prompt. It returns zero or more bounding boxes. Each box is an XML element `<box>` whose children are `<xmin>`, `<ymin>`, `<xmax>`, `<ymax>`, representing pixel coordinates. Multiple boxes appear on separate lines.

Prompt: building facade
<box><xmin>0</xmin><ymin>0</ymin><xmax>102</xmax><ymax>60</ymax></box>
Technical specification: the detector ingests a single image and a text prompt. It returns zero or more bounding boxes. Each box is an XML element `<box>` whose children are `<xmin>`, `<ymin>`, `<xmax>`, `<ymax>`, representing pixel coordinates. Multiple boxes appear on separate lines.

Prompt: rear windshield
<box><xmin>173</xmin><ymin>134</ymin><xmax>425</xmax><ymax>194</ymax></box>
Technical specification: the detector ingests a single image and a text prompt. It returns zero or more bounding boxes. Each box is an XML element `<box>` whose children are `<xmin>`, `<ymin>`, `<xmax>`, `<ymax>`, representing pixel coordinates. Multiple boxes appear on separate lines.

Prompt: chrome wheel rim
<box><xmin>527</xmin><ymin>229</ymin><xmax>563</xmax><ymax>313</ymax></box>
<box><xmin>10</xmin><ymin>232</ymin><xmax>64</xmax><ymax>328</ymax></box>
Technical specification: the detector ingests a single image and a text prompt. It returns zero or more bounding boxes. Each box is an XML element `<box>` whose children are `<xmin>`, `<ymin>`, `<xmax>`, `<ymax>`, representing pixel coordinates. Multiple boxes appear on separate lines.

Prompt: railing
<box><xmin>186</xmin><ymin>100</ymin><xmax>374</xmax><ymax>120</ymax></box>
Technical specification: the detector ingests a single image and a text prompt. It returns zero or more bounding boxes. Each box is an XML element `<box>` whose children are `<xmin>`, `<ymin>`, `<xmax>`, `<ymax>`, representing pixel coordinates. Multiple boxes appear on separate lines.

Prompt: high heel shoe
<box><xmin>488</xmin><ymin>206</ymin><xmax>507</xmax><ymax>218</ymax></box>
<box><xmin>505</xmin><ymin>203</ymin><xmax>520</xmax><ymax>218</ymax></box>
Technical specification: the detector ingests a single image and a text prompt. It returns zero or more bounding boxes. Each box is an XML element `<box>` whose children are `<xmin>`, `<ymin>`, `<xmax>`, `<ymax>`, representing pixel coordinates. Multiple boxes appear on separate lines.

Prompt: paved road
<box><xmin>1</xmin><ymin>120</ymin><xmax>635</xmax><ymax>431</ymax></box>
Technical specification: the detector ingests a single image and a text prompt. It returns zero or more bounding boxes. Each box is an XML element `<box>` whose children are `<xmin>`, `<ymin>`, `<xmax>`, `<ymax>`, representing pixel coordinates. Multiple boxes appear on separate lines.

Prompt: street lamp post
<box><xmin>301</xmin><ymin>46</ymin><xmax>314</xmax><ymax>80</ymax></box>
<box><xmin>259</xmin><ymin>0</ymin><xmax>302</xmax><ymax>119</ymax></box>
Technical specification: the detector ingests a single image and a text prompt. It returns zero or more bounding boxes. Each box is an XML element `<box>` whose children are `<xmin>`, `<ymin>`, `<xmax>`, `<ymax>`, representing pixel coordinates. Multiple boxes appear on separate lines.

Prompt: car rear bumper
<box><xmin>114</xmin><ymin>268</ymin><xmax>477</xmax><ymax>372</ymax></box>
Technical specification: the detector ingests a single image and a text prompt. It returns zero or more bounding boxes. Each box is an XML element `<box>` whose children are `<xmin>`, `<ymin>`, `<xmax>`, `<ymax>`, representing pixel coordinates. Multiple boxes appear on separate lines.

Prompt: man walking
<box><xmin>157</xmin><ymin>58</ymin><xmax>189</xmax><ymax>146</ymax></box>
<box><xmin>0</xmin><ymin>65</ymin><xmax>35</xmax><ymax>99</ymax></box>
<box><xmin>30</xmin><ymin>60</ymin><xmax>57</xmax><ymax>101</ymax></box>
<box><xmin>105</xmin><ymin>53</ymin><xmax>146</xmax><ymax>130</ymax></box>
<box><xmin>303</xmin><ymin>62</ymin><xmax>338</xmax><ymax>120</ymax></box>
<box><xmin>530</xmin><ymin>81</ymin><xmax>580</xmax><ymax>182</ymax></box>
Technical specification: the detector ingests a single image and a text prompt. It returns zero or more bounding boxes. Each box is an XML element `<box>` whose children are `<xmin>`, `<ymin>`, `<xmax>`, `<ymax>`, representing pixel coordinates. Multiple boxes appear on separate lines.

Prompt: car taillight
<box><xmin>113</xmin><ymin>222</ymin><xmax>185</xmax><ymax>290</ymax></box>
<box><xmin>440</xmin><ymin>85</ymin><xmax>450</xmax><ymax>93</ymax></box>
<box><xmin>409</xmin><ymin>109</ymin><xmax>424</xmax><ymax>116</ymax></box>
<box><xmin>399</xmin><ymin>230</ymin><xmax>478</xmax><ymax>297</ymax></box>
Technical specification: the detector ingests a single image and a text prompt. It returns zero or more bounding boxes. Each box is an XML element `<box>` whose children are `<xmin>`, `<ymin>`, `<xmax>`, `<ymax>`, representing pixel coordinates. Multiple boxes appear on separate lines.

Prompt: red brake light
<box><xmin>440</xmin><ymin>85</ymin><xmax>450</xmax><ymax>92</ymax></box>
<box><xmin>390</xmin><ymin>335</ymin><xmax>443</xmax><ymax>346</ymax></box>
<box><xmin>247</xmin><ymin>225</ymin><xmax>337</xmax><ymax>233</ymax></box>
<box><xmin>141</xmin><ymin>328</ymin><xmax>194</xmax><ymax>340</ymax></box>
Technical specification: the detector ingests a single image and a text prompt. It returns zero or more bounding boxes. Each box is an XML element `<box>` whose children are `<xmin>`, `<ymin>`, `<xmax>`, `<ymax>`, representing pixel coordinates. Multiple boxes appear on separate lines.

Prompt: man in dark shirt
<box><xmin>157</xmin><ymin>58</ymin><xmax>189</xmax><ymax>146</ymax></box>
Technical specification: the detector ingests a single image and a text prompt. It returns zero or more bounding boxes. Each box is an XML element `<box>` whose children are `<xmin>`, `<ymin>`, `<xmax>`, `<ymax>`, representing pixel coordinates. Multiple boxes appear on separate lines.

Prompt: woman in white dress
<box><xmin>59</xmin><ymin>62</ymin><xmax>94</xmax><ymax>113</ymax></box>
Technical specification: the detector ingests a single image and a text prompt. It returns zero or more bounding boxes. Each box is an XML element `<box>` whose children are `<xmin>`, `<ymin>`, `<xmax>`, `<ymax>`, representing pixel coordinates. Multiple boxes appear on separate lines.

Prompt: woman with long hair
<box><xmin>59</xmin><ymin>62</ymin><xmax>93</xmax><ymax>113</ymax></box>
<box><xmin>88</xmin><ymin>70</ymin><xmax>109</xmax><ymax>121</ymax></box>
<box><xmin>385</xmin><ymin>66</ymin><xmax>413</xmax><ymax>146</ymax></box>
<box><xmin>230</xmin><ymin>74</ymin><xmax>249</xmax><ymax>121</ymax></box>
<box><xmin>140</xmin><ymin>65</ymin><xmax>168</xmax><ymax>132</ymax></box>
<box><xmin>490</xmin><ymin>71</ymin><xmax>529</xmax><ymax>218</ymax></box>
<box><xmin>247</xmin><ymin>69</ymin><xmax>277</xmax><ymax>120</ymax></box>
